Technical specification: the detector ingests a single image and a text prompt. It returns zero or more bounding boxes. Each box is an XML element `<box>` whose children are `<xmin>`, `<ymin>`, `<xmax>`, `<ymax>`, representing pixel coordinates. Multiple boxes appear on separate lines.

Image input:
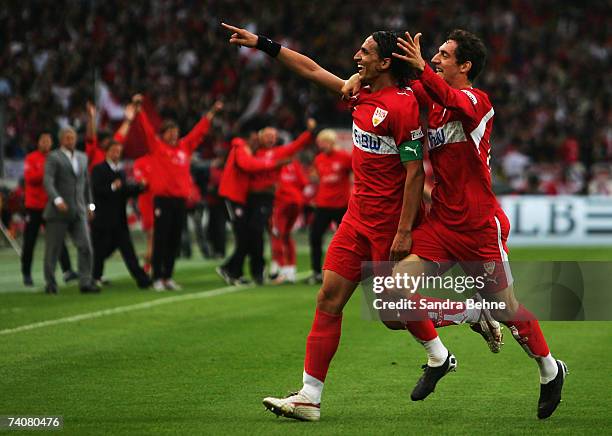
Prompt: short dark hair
<box><xmin>372</xmin><ymin>30</ymin><xmax>416</xmax><ymax>86</ymax></box>
<box><xmin>446</xmin><ymin>29</ymin><xmax>487</xmax><ymax>81</ymax></box>
<box><xmin>160</xmin><ymin>120</ymin><xmax>179</xmax><ymax>134</ymax></box>
<box><xmin>105</xmin><ymin>139</ymin><xmax>123</xmax><ymax>153</ymax></box>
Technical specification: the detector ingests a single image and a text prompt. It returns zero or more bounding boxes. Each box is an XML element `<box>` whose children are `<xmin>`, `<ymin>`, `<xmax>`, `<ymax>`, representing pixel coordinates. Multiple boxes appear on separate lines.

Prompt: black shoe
<box><xmin>63</xmin><ymin>270</ymin><xmax>79</xmax><ymax>283</ymax></box>
<box><xmin>268</xmin><ymin>271</ymin><xmax>279</xmax><ymax>281</ymax></box>
<box><xmin>23</xmin><ymin>275</ymin><xmax>34</xmax><ymax>287</ymax></box>
<box><xmin>45</xmin><ymin>283</ymin><xmax>58</xmax><ymax>295</ymax></box>
<box><xmin>411</xmin><ymin>352</ymin><xmax>457</xmax><ymax>401</ymax></box>
<box><xmin>253</xmin><ymin>276</ymin><xmax>265</xmax><ymax>286</ymax></box>
<box><xmin>137</xmin><ymin>278</ymin><xmax>153</xmax><ymax>289</ymax></box>
<box><xmin>216</xmin><ymin>266</ymin><xmax>238</xmax><ymax>285</ymax></box>
<box><xmin>537</xmin><ymin>360</ymin><xmax>568</xmax><ymax>419</ymax></box>
<box><xmin>231</xmin><ymin>277</ymin><xmax>252</xmax><ymax>286</ymax></box>
<box><xmin>80</xmin><ymin>284</ymin><xmax>101</xmax><ymax>294</ymax></box>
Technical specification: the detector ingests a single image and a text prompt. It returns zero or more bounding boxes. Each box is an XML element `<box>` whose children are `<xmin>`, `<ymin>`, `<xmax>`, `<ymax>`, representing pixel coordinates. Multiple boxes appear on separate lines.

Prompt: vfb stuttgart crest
<box><xmin>372</xmin><ymin>107</ymin><xmax>388</xmax><ymax>127</ymax></box>
<box><xmin>483</xmin><ymin>261</ymin><xmax>496</xmax><ymax>275</ymax></box>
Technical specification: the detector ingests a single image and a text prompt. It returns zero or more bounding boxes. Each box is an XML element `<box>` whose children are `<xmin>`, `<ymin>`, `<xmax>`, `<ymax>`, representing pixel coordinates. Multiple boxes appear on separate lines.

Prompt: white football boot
<box><xmin>470</xmin><ymin>295</ymin><xmax>503</xmax><ymax>353</ymax></box>
<box><xmin>263</xmin><ymin>391</ymin><xmax>320</xmax><ymax>421</ymax></box>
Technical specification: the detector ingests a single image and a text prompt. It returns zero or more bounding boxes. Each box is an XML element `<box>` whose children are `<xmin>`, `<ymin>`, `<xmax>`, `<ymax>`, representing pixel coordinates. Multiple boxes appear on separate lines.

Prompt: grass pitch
<box><xmin>0</xmin><ymin>239</ymin><xmax>611</xmax><ymax>435</ymax></box>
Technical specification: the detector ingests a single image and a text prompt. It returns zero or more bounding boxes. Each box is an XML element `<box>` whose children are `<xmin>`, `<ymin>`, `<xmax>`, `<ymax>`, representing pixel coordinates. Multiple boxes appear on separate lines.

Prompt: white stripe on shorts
<box><xmin>494</xmin><ymin>216</ymin><xmax>514</xmax><ymax>286</ymax></box>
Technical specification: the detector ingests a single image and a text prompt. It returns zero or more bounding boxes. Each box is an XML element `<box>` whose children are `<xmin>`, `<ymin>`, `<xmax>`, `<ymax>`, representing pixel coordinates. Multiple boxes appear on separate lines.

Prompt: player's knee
<box><xmin>316</xmin><ymin>286</ymin><xmax>341</xmax><ymax>312</ymax></box>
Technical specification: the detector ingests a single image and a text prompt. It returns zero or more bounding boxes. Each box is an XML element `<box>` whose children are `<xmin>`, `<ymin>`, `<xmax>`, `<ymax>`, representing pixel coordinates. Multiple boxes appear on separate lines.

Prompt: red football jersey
<box><xmin>347</xmin><ymin>85</ymin><xmax>424</xmax><ymax>235</ymax></box>
<box><xmin>137</xmin><ymin>111</ymin><xmax>211</xmax><ymax>199</ymax></box>
<box><xmin>275</xmin><ymin>159</ymin><xmax>308</xmax><ymax>206</ymax></box>
<box><xmin>23</xmin><ymin>150</ymin><xmax>48</xmax><ymax>210</ymax></box>
<box><xmin>411</xmin><ymin>64</ymin><xmax>502</xmax><ymax>230</ymax></box>
<box><xmin>313</xmin><ymin>149</ymin><xmax>352</xmax><ymax>209</ymax></box>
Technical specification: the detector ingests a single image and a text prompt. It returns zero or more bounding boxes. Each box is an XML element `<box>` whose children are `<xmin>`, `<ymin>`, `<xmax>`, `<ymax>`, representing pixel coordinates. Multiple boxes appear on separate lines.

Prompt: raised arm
<box><xmin>394</xmin><ymin>32</ymin><xmax>478</xmax><ymax>121</ymax></box>
<box><xmin>86</xmin><ymin>102</ymin><xmax>96</xmax><ymax>142</ymax></box>
<box><xmin>114</xmin><ymin>103</ymin><xmax>137</xmax><ymax>144</ymax></box>
<box><xmin>132</xmin><ymin>95</ymin><xmax>159</xmax><ymax>154</ymax></box>
<box><xmin>222</xmin><ymin>23</ymin><xmax>345</xmax><ymax>94</ymax></box>
<box><xmin>181</xmin><ymin>101</ymin><xmax>223</xmax><ymax>153</ymax></box>
<box><xmin>270</xmin><ymin>118</ymin><xmax>317</xmax><ymax>160</ymax></box>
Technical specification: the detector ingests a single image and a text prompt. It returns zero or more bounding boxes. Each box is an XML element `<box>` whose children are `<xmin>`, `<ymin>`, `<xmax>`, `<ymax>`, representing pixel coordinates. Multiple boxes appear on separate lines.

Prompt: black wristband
<box><xmin>256</xmin><ymin>35</ymin><xmax>281</xmax><ymax>57</ymax></box>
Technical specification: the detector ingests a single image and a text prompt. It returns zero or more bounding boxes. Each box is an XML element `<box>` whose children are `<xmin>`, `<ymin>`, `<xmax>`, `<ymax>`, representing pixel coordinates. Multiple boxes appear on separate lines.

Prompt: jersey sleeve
<box><xmin>270</xmin><ymin>131</ymin><xmax>313</xmax><ymax>160</ymax></box>
<box><xmin>418</xmin><ymin>64</ymin><xmax>481</xmax><ymax>125</ymax></box>
<box><xmin>234</xmin><ymin>142</ymin><xmax>277</xmax><ymax>173</ymax></box>
<box><xmin>180</xmin><ymin>115</ymin><xmax>211</xmax><ymax>154</ymax></box>
<box><xmin>137</xmin><ymin>111</ymin><xmax>160</xmax><ymax>154</ymax></box>
<box><xmin>388</xmin><ymin>94</ymin><xmax>424</xmax><ymax>163</ymax></box>
<box><xmin>408</xmin><ymin>80</ymin><xmax>433</xmax><ymax>108</ymax></box>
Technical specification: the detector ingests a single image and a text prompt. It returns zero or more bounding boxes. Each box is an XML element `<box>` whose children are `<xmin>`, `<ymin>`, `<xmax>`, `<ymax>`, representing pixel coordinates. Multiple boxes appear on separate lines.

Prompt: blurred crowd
<box><xmin>1</xmin><ymin>0</ymin><xmax>610</xmax><ymax>196</ymax></box>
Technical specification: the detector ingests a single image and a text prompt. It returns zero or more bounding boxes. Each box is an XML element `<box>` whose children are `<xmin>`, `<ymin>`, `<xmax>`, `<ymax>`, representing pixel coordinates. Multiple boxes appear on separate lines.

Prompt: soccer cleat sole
<box><xmin>262</xmin><ymin>398</ymin><xmax>320</xmax><ymax>422</ymax></box>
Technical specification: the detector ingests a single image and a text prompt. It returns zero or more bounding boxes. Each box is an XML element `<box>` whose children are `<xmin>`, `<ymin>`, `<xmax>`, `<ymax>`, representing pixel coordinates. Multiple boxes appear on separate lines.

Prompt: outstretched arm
<box><xmin>222</xmin><ymin>23</ymin><xmax>345</xmax><ymax>94</ymax></box>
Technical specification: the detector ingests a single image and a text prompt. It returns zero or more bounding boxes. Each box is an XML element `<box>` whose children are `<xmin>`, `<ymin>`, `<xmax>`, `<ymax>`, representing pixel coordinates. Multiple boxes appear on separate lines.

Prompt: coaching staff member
<box><xmin>43</xmin><ymin>127</ymin><xmax>97</xmax><ymax>294</ymax></box>
<box><xmin>133</xmin><ymin>94</ymin><xmax>222</xmax><ymax>291</ymax></box>
<box><xmin>91</xmin><ymin>139</ymin><xmax>151</xmax><ymax>289</ymax></box>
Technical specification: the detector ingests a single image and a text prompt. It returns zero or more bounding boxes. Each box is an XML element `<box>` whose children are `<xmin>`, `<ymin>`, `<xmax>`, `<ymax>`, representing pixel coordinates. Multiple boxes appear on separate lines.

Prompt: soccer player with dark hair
<box><xmin>222</xmin><ymin>23</ymin><xmax>445</xmax><ymax>421</ymax></box>
<box><xmin>346</xmin><ymin>29</ymin><xmax>567</xmax><ymax>418</ymax></box>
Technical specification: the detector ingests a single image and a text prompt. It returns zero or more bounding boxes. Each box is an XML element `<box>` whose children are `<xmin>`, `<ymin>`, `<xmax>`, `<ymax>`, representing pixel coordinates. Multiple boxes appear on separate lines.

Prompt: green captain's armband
<box><xmin>399</xmin><ymin>140</ymin><xmax>423</xmax><ymax>162</ymax></box>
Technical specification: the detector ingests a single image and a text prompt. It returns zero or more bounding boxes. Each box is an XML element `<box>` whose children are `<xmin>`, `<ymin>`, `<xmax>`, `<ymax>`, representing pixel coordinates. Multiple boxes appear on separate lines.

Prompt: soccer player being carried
<box><xmin>345</xmin><ymin>30</ymin><xmax>567</xmax><ymax>419</ymax></box>
<box><xmin>222</xmin><ymin>22</ymin><xmax>452</xmax><ymax>422</ymax></box>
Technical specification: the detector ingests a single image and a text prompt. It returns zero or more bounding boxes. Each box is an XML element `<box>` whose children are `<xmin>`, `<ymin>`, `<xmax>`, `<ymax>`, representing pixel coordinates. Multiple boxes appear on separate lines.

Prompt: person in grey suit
<box><xmin>43</xmin><ymin>126</ymin><xmax>99</xmax><ymax>294</ymax></box>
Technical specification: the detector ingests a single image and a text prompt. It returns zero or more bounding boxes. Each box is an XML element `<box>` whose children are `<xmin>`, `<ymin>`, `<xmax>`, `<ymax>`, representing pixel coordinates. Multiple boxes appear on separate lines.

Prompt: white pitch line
<box><xmin>0</xmin><ymin>284</ymin><xmax>248</xmax><ymax>336</ymax></box>
<box><xmin>0</xmin><ymin>272</ymin><xmax>310</xmax><ymax>336</ymax></box>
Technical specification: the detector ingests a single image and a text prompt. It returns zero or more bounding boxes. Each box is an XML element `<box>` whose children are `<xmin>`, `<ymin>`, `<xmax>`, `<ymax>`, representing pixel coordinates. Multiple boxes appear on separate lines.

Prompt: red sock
<box><xmin>304</xmin><ymin>309</ymin><xmax>342</xmax><ymax>382</ymax></box>
<box><xmin>502</xmin><ymin>305</ymin><xmax>550</xmax><ymax>358</ymax></box>
<box><xmin>404</xmin><ymin>319</ymin><xmax>438</xmax><ymax>341</ymax></box>
<box><xmin>410</xmin><ymin>293</ymin><xmax>470</xmax><ymax>327</ymax></box>
<box><xmin>270</xmin><ymin>233</ymin><xmax>283</xmax><ymax>266</ymax></box>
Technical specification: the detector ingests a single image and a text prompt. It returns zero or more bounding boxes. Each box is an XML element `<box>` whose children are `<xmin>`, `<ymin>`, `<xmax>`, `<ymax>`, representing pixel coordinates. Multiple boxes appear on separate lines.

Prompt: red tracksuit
<box><xmin>219</xmin><ymin>138</ymin><xmax>279</xmax><ymax>205</ymax></box>
<box><xmin>24</xmin><ymin>150</ymin><xmax>48</xmax><ymax>210</ymax></box>
<box><xmin>137</xmin><ymin>111</ymin><xmax>210</xmax><ymax>199</ymax></box>
<box><xmin>271</xmin><ymin>160</ymin><xmax>308</xmax><ymax>267</ymax></box>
